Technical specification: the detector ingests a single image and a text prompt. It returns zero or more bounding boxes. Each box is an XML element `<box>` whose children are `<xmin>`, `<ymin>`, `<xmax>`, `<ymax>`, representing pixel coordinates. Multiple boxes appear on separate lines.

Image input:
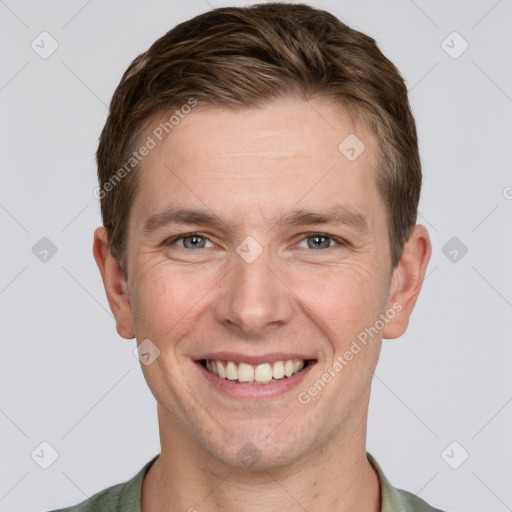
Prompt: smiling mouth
<box><xmin>200</xmin><ymin>358</ymin><xmax>311</xmax><ymax>385</ymax></box>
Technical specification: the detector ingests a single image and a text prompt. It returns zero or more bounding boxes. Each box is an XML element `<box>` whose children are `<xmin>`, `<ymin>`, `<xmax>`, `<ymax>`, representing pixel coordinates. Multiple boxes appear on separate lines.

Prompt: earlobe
<box><xmin>92</xmin><ymin>227</ymin><xmax>135</xmax><ymax>339</ymax></box>
<box><xmin>382</xmin><ymin>224</ymin><xmax>432</xmax><ymax>339</ymax></box>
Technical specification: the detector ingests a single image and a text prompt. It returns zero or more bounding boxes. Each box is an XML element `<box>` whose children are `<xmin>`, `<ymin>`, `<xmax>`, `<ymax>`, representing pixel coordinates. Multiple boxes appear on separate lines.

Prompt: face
<box><xmin>96</xmin><ymin>97</ymin><xmax>428</xmax><ymax>470</ymax></box>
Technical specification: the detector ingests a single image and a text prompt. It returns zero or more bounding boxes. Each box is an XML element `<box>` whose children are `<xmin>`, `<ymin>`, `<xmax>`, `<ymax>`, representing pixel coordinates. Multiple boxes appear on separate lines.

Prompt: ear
<box><xmin>382</xmin><ymin>224</ymin><xmax>431</xmax><ymax>339</ymax></box>
<box><xmin>92</xmin><ymin>227</ymin><xmax>135</xmax><ymax>339</ymax></box>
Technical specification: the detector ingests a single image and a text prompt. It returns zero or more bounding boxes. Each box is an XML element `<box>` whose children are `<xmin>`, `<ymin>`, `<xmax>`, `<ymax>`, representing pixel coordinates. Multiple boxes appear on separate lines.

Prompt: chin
<box><xmin>200</xmin><ymin>422</ymin><xmax>314</xmax><ymax>471</ymax></box>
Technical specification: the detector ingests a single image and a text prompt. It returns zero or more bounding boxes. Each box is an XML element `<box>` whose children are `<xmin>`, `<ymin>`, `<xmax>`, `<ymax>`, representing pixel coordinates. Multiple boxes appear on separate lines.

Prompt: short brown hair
<box><xmin>97</xmin><ymin>2</ymin><xmax>421</xmax><ymax>279</ymax></box>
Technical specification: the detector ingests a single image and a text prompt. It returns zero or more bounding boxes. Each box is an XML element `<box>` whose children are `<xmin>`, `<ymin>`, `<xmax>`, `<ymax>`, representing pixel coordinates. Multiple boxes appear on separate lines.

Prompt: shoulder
<box><xmin>47</xmin><ymin>481</ymin><xmax>127</xmax><ymax>512</ymax></box>
<box><xmin>392</xmin><ymin>486</ymin><xmax>447</xmax><ymax>512</ymax></box>
<box><xmin>367</xmin><ymin>453</ymin><xmax>447</xmax><ymax>512</ymax></box>
<box><xmin>47</xmin><ymin>454</ymin><xmax>160</xmax><ymax>512</ymax></box>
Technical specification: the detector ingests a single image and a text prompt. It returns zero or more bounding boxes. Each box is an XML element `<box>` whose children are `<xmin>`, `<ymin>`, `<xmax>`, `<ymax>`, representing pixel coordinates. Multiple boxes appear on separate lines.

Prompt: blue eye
<box><xmin>297</xmin><ymin>234</ymin><xmax>341</xmax><ymax>250</ymax></box>
<box><xmin>166</xmin><ymin>232</ymin><xmax>344</xmax><ymax>250</ymax></box>
<box><xmin>170</xmin><ymin>233</ymin><xmax>213</xmax><ymax>249</ymax></box>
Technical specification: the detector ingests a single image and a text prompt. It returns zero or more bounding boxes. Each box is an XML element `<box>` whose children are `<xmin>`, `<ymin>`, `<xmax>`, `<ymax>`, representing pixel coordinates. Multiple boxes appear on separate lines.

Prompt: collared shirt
<box><xmin>49</xmin><ymin>453</ymin><xmax>446</xmax><ymax>511</ymax></box>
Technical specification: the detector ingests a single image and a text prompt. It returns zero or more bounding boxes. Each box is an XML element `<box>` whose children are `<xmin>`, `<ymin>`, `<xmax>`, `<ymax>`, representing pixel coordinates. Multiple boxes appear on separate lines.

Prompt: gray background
<box><xmin>1</xmin><ymin>0</ymin><xmax>511</xmax><ymax>511</ymax></box>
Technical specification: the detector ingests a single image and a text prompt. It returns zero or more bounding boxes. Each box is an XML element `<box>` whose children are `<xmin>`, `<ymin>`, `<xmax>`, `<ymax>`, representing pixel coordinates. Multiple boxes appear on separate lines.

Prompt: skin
<box><xmin>93</xmin><ymin>97</ymin><xmax>431</xmax><ymax>512</ymax></box>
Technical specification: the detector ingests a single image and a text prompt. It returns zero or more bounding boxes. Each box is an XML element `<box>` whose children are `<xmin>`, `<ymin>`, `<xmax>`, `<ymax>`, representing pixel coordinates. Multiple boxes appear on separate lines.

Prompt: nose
<box><xmin>213</xmin><ymin>246</ymin><xmax>295</xmax><ymax>337</ymax></box>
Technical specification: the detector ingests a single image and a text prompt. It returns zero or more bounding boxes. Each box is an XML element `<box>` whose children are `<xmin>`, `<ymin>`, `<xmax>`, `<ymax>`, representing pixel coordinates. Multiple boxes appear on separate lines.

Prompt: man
<box><xmin>52</xmin><ymin>2</ymin><xmax>443</xmax><ymax>511</ymax></box>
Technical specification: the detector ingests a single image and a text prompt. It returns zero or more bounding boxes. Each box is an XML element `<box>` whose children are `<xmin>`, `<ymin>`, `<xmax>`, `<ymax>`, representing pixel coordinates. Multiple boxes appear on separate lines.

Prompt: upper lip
<box><xmin>194</xmin><ymin>352</ymin><xmax>317</xmax><ymax>365</ymax></box>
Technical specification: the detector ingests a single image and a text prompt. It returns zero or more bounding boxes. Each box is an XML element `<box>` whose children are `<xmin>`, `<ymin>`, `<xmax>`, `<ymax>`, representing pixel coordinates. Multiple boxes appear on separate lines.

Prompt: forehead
<box><xmin>148</xmin><ymin>98</ymin><xmax>373</xmax><ymax>167</ymax></box>
<box><xmin>131</xmin><ymin>97</ymin><xmax>384</xmax><ymax>230</ymax></box>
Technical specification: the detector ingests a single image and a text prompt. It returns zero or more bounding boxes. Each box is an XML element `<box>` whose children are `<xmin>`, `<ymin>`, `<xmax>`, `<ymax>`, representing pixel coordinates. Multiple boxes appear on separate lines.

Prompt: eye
<box><xmin>165</xmin><ymin>232</ymin><xmax>345</xmax><ymax>251</ymax></box>
<box><xmin>168</xmin><ymin>233</ymin><xmax>214</xmax><ymax>250</ymax></box>
<box><xmin>296</xmin><ymin>233</ymin><xmax>344</xmax><ymax>250</ymax></box>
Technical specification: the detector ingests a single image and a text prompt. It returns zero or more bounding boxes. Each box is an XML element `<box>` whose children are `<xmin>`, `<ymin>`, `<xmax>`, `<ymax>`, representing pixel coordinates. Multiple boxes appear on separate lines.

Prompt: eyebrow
<box><xmin>141</xmin><ymin>205</ymin><xmax>369</xmax><ymax>236</ymax></box>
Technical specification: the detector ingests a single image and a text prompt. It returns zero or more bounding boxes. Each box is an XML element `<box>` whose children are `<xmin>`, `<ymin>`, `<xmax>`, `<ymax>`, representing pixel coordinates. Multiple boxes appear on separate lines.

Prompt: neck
<box><xmin>142</xmin><ymin>405</ymin><xmax>380</xmax><ymax>512</ymax></box>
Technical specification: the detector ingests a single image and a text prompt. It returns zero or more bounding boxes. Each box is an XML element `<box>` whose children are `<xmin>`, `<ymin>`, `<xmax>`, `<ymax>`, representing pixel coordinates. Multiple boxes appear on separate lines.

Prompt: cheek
<box><xmin>291</xmin><ymin>261</ymin><xmax>388</xmax><ymax>345</ymax></box>
<box><xmin>130</xmin><ymin>260</ymin><xmax>211</xmax><ymax>343</ymax></box>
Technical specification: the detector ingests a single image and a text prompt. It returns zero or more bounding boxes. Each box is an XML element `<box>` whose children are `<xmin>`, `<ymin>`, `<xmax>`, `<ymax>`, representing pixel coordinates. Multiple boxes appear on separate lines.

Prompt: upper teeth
<box><xmin>205</xmin><ymin>359</ymin><xmax>305</xmax><ymax>384</ymax></box>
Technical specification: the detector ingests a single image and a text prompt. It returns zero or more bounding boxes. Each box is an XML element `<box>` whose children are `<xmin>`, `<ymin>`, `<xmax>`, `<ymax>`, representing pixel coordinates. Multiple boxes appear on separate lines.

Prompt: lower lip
<box><xmin>195</xmin><ymin>361</ymin><xmax>316</xmax><ymax>400</ymax></box>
